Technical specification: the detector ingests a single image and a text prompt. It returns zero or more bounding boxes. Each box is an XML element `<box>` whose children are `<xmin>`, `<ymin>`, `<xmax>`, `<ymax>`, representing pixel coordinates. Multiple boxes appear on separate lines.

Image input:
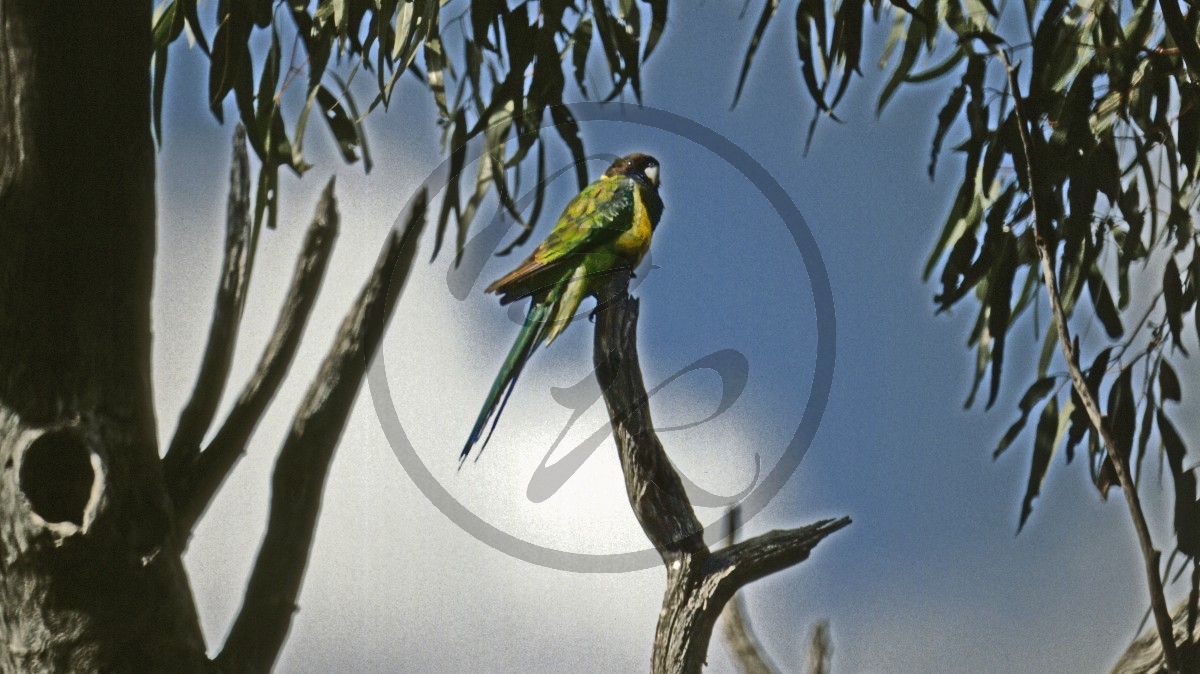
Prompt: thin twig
<box><xmin>999</xmin><ymin>50</ymin><xmax>1181</xmax><ymax>674</ymax></box>
<box><xmin>215</xmin><ymin>189</ymin><xmax>428</xmax><ymax>674</ymax></box>
<box><xmin>163</xmin><ymin>125</ymin><xmax>255</xmax><ymax>478</ymax></box>
<box><xmin>169</xmin><ymin>179</ymin><xmax>340</xmax><ymax>541</ymax></box>
<box><xmin>593</xmin><ymin>279</ymin><xmax>850</xmax><ymax>674</ymax></box>
<box><xmin>721</xmin><ymin>508</ymin><xmax>782</xmax><ymax>674</ymax></box>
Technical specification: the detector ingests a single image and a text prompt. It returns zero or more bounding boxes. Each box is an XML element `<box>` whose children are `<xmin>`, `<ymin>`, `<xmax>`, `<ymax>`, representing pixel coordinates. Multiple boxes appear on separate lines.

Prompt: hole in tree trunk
<box><xmin>19</xmin><ymin>429</ymin><xmax>95</xmax><ymax>527</ymax></box>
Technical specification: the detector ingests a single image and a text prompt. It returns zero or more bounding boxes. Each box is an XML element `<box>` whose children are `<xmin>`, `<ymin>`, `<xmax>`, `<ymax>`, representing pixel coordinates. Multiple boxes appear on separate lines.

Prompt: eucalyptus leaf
<box><xmin>994</xmin><ymin>376</ymin><xmax>1057</xmax><ymax>459</ymax></box>
<box><xmin>1161</xmin><ymin>361</ymin><xmax>1182</xmax><ymax>403</ymax></box>
<box><xmin>1019</xmin><ymin>396</ymin><xmax>1060</xmax><ymax>531</ymax></box>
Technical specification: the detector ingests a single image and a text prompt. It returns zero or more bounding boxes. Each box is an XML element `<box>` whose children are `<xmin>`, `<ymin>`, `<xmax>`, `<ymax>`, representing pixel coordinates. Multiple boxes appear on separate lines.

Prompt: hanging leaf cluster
<box><xmin>151</xmin><ymin>0</ymin><xmax>666</xmax><ymax>254</ymax></box>
<box><xmin>741</xmin><ymin>0</ymin><xmax>1200</xmax><ymax>543</ymax></box>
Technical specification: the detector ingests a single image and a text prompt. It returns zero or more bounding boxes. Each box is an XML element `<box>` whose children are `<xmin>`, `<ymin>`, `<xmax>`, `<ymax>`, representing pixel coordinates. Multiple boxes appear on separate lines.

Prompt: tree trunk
<box><xmin>592</xmin><ymin>283</ymin><xmax>849</xmax><ymax>674</ymax></box>
<box><xmin>0</xmin><ymin>1</ymin><xmax>209</xmax><ymax>670</ymax></box>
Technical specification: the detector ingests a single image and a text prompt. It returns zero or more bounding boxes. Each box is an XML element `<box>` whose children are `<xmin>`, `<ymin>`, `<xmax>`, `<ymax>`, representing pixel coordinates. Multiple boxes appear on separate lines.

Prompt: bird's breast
<box><xmin>614</xmin><ymin>186</ymin><xmax>655</xmax><ymax>263</ymax></box>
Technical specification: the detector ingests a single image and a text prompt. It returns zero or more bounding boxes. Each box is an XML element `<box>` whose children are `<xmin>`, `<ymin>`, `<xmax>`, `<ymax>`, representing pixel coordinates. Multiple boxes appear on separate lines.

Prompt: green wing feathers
<box><xmin>485</xmin><ymin>176</ymin><xmax>634</xmax><ymax>305</ymax></box>
<box><xmin>462</xmin><ymin>172</ymin><xmax>658</xmax><ymax>463</ymax></box>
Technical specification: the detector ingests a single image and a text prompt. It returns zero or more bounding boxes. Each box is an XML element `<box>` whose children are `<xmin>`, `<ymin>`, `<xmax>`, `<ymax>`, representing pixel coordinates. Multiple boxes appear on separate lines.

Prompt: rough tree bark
<box><xmin>0</xmin><ymin>4</ymin><xmax>429</xmax><ymax>668</ymax></box>
<box><xmin>0</xmin><ymin>1</ymin><xmax>209</xmax><ymax>669</ymax></box>
<box><xmin>592</xmin><ymin>280</ymin><xmax>850</xmax><ymax>674</ymax></box>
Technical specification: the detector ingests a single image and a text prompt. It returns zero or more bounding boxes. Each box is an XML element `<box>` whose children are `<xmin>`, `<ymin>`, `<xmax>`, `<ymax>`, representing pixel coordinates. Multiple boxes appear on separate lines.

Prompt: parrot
<box><xmin>460</xmin><ymin>152</ymin><xmax>664</xmax><ymax>464</ymax></box>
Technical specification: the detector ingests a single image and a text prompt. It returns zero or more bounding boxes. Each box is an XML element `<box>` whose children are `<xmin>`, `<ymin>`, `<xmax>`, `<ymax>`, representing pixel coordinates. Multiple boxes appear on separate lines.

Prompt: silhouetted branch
<box><xmin>999</xmin><ymin>50</ymin><xmax>1181</xmax><ymax>674</ymax></box>
<box><xmin>163</xmin><ymin>126</ymin><xmax>254</xmax><ymax>477</ymax></box>
<box><xmin>169</xmin><ymin>179</ymin><xmax>339</xmax><ymax>541</ymax></box>
<box><xmin>593</xmin><ymin>280</ymin><xmax>850</xmax><ymax>674</ymax></box>
<box><xmin>215</xmin><ymin>190</ymin><xmax>428</xmax><ymax>674</ymax></box>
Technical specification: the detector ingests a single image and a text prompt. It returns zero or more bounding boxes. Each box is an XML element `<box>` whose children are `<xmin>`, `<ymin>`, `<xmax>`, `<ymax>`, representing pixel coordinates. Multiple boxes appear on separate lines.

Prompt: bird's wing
<box><xmin>486</xmin><ymin>176</ymin><xmax>634</xmax><ymax>304</ymax></box>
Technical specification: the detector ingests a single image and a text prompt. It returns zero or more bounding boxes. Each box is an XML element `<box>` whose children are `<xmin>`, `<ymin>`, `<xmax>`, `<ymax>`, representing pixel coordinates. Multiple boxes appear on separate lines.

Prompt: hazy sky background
<box><xmin>151</xmin><ymin>4</ymin><xmax>1193</xmax><ymax>672</ymax></box>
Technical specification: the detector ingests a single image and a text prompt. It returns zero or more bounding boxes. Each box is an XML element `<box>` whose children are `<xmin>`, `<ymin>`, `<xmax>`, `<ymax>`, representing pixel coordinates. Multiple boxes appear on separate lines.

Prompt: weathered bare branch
<box><xmin>593</xmin><ymin>288</ymin><xmax>704</xmax><ymax>562</ymax></box>
<box><xmin>163</xmin><ymin>126</ymin><xmax>254</xmax><ymax>478</ymax></box>
<box><xmin>723</xmin><ymin>596</ymin><xmax>779</xmax><ymax>674</ymax></box>
<box><xmin>169</xmin><ymin>179</ymin><xmax>339</xmax><ymax>541</ymax></box>
<box><xmin>720</xmin><ymin>508</ymin><xmax>839</xmax><ymax>674</ymax></box>
<box><xmin>215</xmin><ymin>189</ymin><xmax>427</xmax><ymax>674</ymax></box>
<box><xmin>592</xmin><ymin>280</ymin><xmax>849</xmax><ymax>674</ymax></box>
<box><xmin>1000</xmin><ymin>51</ymin><xmax>1181</xmax><ymax>674</ymax></box>
<box><xmin>721</xmin><ymin>509</ymin><xmax>781</xmax><ymax>674</ymax></box>
<box><xmin>716</xmin><ymin>522</ymin><xmax>849</xmax><ymax>598</ymax></box>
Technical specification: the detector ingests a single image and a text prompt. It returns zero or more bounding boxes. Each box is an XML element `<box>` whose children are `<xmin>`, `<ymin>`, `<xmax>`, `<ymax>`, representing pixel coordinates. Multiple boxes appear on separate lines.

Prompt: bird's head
<box><xmin>606</xmin><ymin>153</ymin><xmax>660</xmax><ymax>190</ymax></box>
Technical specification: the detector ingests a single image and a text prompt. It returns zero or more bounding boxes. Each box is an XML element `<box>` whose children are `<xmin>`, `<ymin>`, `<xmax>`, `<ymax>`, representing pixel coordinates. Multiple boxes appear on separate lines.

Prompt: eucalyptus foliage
<box><xmin>742</xmin><ymin>0</ymin><xmax>1200</xmax><ymax>564</ymax></box>
<box><xmin>151</xmin><ymin>0</ymin><xmax>665</xmax><ymax>258</ymax></box>
<box><xmin>151</xmin><ymin>0</ymin><xmax>1200</xmax><ymax>583</ymax></box>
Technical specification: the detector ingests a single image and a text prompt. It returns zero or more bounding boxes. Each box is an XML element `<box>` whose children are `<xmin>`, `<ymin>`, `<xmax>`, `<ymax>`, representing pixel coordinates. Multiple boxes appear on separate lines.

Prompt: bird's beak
<box><xmin>645</xmin><ymin>165</ymin><xmax>659</xmax><ymax>187</ymax></box>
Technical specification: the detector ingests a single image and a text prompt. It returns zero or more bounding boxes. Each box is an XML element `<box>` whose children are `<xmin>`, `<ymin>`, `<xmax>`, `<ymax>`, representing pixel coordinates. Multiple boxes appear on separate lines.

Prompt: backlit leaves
<box><xmin>152</xmin><ymin>0</ymin><xmax>668</xmax><ymax>245</ymax></box>
<box><xmin>993</xmin><ymin>376</ymin><xmax>1056</xmax><ymax>459</ymax></box>
<box><xmin>1019</xmin><ymin>395</ymin><xmax>1063</xmax><ymax>531</ymax></box>
<box><xmin>736</xmin><ymin>0</ymin><xmax>1200</xmax><ymax>535</ymax></box>
<box><xmin>1159</xmin><ymin>410</ymin><xmax>1200</xmax><ymax>558</ymax></box>
<box><xmin>1165</xmin><ymin>257</ymin><xmax>1187</xmax><ymax>350</ymax></box>
<box><xmin>733</xmin><ymin>0</ymin><xmax>781</xmax><ymax>108</ymax></box>
<box><xmin>1161</xmin><ymin>361</ymin><xmax>1182</xmax><ymax>403</ymax></box>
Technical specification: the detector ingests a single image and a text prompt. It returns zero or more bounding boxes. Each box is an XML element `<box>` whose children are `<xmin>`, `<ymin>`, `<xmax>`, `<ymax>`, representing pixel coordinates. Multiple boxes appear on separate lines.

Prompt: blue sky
<box><xmin>152</xmin><ymin>3</ymin><xmax>1186</xmax><ymax>671</ymax></box>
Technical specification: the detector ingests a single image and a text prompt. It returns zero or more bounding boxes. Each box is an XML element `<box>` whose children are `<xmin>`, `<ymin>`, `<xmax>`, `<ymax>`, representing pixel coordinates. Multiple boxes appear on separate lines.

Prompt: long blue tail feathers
<box><xmin>459</xmin><ymin>302</ymin><xmax>549</xmax><ymax>465</ymax></box>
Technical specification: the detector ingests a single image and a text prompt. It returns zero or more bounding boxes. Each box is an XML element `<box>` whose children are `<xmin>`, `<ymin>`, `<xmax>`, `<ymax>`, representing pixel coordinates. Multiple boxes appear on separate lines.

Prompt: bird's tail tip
<box><xmin>458</xmin><ymin>440</ymin><xmax>475</xmax><ymax>470</ymax></box>
<box><xmin>459</xmin><ymin>423</ymin><xmax>486</xmax><ymax>469</ymax></box>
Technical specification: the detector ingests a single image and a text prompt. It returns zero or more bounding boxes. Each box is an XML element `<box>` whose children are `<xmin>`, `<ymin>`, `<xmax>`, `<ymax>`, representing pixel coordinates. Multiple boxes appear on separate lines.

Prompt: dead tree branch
<box><xmin>163</xmin><ymin>126</ymin><xmax>255</xmax><ymax>479</ymax></box>
<box><xmin>169</xmin><ymin>178</ymin><xmax>339</xmax><ymax>541</ymax></box>
<box><xmin>214</xmin><ymin>189</ymin><xmax>428</xmax><ymax>674</ymax></box>
<box><xmin>1000</xmin><ymin>51</ymin><xmax>1181</xmax><ymax>674</ymax></box>
<box><xmin>593</xmin><ymin>280</ymin><xmax>850</xmax><ymax>674</ymax></box>
<box><xmin>721</xmin><ymin>508</ymin><xmax>782</xmax><ymax>674</ymax></box>
<box><xmin>722</xmin><ymin>597</ymin><xmax>779</xmax><ymax>674</ymax></box>
<box><xmin>720</xmin><ymin>508</ymin><xmax>835</xmax><ymax>674</ymax></box>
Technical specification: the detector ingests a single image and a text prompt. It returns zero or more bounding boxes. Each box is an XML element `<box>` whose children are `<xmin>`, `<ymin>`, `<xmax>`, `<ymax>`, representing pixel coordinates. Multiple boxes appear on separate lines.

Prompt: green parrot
<box><xmin>460</xmin><ymin>152</ymin><xmax>664</xmax><ymax>463</ymax></box>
